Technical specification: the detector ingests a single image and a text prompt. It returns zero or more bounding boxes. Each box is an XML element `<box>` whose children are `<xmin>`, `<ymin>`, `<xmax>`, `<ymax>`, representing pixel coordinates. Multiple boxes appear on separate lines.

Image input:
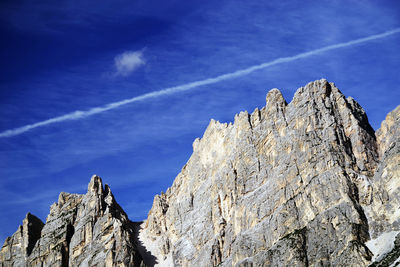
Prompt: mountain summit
<box><xmin>1</xmin><ymin>79</ymin><xmax>399</xmax><ymax>266</ymax></box>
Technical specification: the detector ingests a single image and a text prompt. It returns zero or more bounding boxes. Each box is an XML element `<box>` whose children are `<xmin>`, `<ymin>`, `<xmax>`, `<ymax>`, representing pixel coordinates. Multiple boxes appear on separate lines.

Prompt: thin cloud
<box><xmin>114</xmin><ymin>50</ymin><xmax>145</xmax><ymax>77</ymax></box>
<box><xmin>1</xmin><ymin>28</ymin><xmax>399</xmax><ymax>138</ymax></box>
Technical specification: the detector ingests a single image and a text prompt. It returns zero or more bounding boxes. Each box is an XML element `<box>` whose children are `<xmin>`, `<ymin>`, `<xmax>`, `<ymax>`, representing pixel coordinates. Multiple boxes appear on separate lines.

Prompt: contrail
<box><xmin>1</xmin><ymin>28</ymin><xmax>400</xmax><ymax>138</ymax></box>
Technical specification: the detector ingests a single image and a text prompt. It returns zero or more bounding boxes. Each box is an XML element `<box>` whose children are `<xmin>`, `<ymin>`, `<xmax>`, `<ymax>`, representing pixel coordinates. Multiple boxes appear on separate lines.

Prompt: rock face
<box><xmin>0</xmin><ymin>213</ymin><xmax>44</xmax><ymax>266</ymax></box>
<box><xmin>1</xmin><ymin>79</ymin><xmax>399</xmax><ymax>267</ymax></box>
<box><xmin>141</xmin><ymin>79</ymin><xmax>399</xmax><ymax>266</ymax></box>
<box><xmin>367</xmin><ymin>106</ymin><xmax>400</xmax><ymax>236</ymax></box>
<box><xmin>0</xmin><ymin>175</ymin><xmax>144</xmax><ymax>267</ymax></box>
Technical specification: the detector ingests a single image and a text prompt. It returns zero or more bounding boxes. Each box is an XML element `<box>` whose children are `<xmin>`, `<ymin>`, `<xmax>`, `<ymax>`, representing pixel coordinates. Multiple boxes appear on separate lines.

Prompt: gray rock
<box><xmin>0</xmin><ymin>213</ymin><xmax>44</xmax><ymax>266</ymax></box>
<box><xmin>1</xmin><ymin>175</ymin><xmax>144</xmax><ymax>267</ymax></box>
<box><xmin>1</xmin><ymin>79</ymin><xmax>399</xmax><ymax>267</ymax></box>
<box><xmin>142</xmin><ymin>79</ymin><xmax>399</xmax><ymax>266</ymax></box>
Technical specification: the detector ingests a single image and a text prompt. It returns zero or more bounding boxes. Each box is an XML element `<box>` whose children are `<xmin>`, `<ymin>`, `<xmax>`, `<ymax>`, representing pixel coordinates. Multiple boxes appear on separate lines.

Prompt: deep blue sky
<box><xmin>1</xmin><ymin>0</ymin><xmax>399</xmax><ymax>241</ymax></box>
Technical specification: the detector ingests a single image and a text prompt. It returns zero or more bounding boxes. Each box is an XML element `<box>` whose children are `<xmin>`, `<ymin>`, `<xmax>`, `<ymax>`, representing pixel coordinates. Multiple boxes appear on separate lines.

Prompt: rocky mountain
<box><xmin>1</xmin><ymin>79</ymin><xmax>399</xmax><ymax>267</ymax></box>
<box><xmin>0</xmin><ymin>176</ymin><xmax>144</xmax><ymax>266</ymax></box>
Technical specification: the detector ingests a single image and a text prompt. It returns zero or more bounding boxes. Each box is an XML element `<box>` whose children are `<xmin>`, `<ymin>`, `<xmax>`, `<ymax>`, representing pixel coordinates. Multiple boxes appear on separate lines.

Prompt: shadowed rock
<box><xmin>1</xmin><ymin>175</ymin><xmax>150</xmax><ymax>267</ymax></box>
<box><xmin>0</xmin><ymin>213</ymin><xmax>44</xmax><ymax>266</ymax></box>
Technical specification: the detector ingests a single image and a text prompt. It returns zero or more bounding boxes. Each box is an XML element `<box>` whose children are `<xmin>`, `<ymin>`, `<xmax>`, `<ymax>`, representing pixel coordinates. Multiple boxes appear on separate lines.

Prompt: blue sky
<box><xmin>0</xmin><ymin>0</ymin><xmax>399</xmax><ymax>241</ymax></box>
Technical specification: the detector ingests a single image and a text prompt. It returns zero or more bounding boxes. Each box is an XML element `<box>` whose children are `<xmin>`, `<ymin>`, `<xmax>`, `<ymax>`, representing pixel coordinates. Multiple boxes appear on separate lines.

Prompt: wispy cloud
<box><xmin>0</xmin><ymin>28</ymin><xmax>399</xmax><ymax>138</ymax></box>
<box><xmin>114</xmin><ymin>49</ymin><xmax>146</xmax><ymax>77</ymax></box>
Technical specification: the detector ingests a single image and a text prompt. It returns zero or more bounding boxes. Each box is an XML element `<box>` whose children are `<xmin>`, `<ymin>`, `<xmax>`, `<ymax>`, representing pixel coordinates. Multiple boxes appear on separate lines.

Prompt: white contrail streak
<box><xmin>1</xmin><ymin>28</ymin><xmax>400</xmax><ymax>138</ymax></box>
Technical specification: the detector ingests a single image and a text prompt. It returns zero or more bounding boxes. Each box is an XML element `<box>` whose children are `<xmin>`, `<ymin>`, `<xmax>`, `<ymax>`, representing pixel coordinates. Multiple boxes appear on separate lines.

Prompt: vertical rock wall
<box><xmin>141</xmin><ymin>79</ymin><xmax>398</xmax><ymax>266</ymax></box>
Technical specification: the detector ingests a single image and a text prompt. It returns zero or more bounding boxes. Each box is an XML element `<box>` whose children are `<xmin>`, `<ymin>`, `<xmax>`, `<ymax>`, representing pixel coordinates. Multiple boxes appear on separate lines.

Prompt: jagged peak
<box><xmin>292</xmin><ymin>79</ymin><xmax>330</xmax><ymax>98</ymax></box>
<box><xmin>199</xmin><ymin>119</ymin><xmax>232</xmax><ymax>145</ymax></box>
<box><xmin>0</xmin><ymin>175</ymin><xmax>144</xmax><ymax>266</ymax></box>
<box><xmin>202</xmin><ymin>79</ymin><xmax>353</xmax><ymax>141</ymax></box>
<box><xmin>142</xmin><ymin>79</ymin><xmax>398</xmax><ymax>267</ymax></box>
<box><xmin>57</xmin><ymin>191</ymin><xmax>78</xmax><ymax>206</ymax></box>
<box><xmin>378</xmin><ymin>105</ymin><xmax>400</xmax><ymax>134</ymax></box>
<box><xmin>376</xmin><ymin>105</ymin><xmax>400</xmax><ymax>157</ymax></box>
<box><xmin>24</xmin><ymin>212</ymin><xmax>33</xmax><ymax>220</ymax></box>
<box><xmin>22</xmin><ymin>213</ymin><xmax>44</xmax><ymax>256</ymax></box>
<box><xmin>266</xmin><ymin>88</ymin><xmax>287</xmax><ymax>108</ymax></box>
<box><xmin>88</xmin><ymin>174</ymin><xmax>103</xmax><ymax>195</ymax></box>
<box><xmin>208</xmin><ymin>118</ymin><xmax>230</xmax><ymax>129</ymax></box>
<box><xmin>23</xmin><ymin>212</ymin><xmax>43</xmax><ymax>225</ymax></box>
<box><xmin>2</xmin><ymin>80</ymin><xmax>399</xmax><ymax>267</ymax></box>
<box><xmin>291</xmin><ymin>78</ymin><xmax>336</xmax><ymax>105</ymax></box>
<box><xmin>104</xmin><ymin>183</ymin><xmax>115</xmax><ymax>206</ymax></box>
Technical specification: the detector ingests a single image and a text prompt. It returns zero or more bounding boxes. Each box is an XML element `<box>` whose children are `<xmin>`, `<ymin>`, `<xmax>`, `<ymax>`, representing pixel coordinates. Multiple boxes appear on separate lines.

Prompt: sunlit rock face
<box><xmin>142</xmin><ymin>79</ymin><xmax>399</xmax><ymax>267</ymax></box>
<box><xmin>1</xmin><ymin>80</ymin><xmax>399</xmax><ymax>267</ymax></box>
<box><xmin>0</xmin><ymin>175</ymin><xmax>144</xmax><ymax>267</ymax></box>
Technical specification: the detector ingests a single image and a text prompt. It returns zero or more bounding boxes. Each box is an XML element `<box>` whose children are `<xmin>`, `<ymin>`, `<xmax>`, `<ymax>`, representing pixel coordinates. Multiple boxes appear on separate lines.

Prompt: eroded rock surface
<box><xmin>1</xmin><ymin>79</ymin><xmax>399</xmax><ymax>267</ymax></box>
<box><xmin>1</xmin><ymin>175</ymin><xmax>144</xmax><ymax>267</ymax></box>
<box><xmin>0</xmin><ymin>213</ymin><xmax>44</xmax><ymax>266</ymax></box>
<box><xmin>367</xmin><ymin>106</ymin><xmax>400</xmax><ymax>236</ymax></box>
<box><xmin>141</xmin><ymin>79</ymin><xmax>399</xmax><ymax>266</ymax></box>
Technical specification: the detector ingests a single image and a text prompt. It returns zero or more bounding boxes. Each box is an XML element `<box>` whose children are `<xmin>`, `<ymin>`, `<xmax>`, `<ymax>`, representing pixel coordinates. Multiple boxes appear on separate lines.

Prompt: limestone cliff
<box><xmin>141</xmin><ymin>79</ymin><xmax>399</xmax><ymax>266</ymax></box>
<box><xmin>0</xmin><ymin>176</ymin><xmax>144</xmax><ymax>267</ymax></box>
<box><xmin>1</xmin><ymin>79</ymin><xmax>399</xmax><ymax>267</ymax></box>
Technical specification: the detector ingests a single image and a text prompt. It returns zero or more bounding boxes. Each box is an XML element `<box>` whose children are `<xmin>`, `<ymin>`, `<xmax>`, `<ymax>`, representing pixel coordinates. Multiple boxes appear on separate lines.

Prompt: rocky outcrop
<box><xmin>367</xmin><ymin>106</ymin><xmax>400</xmax><ymax>236</ymax></box>
<box><xmin>363</xmin><ymin>106</ymin><xmax>400</xmax><ymax>267</ymax></box>
<box><xmin>0</xmin><ymin>175</ymin><xmax>144</xmax><ymax>267</ymax></box>
<box><xmin>0</xmin><ymin>213</ymin><xmax>44</xmax><ymax>266</ymax></box>
<box><xmin>1</xmin><ymin>79</ymin><xmax>399</xmax><ymax>266</ymax></box>
<box><xmin>141</xmin><ymin>79</ymin><xmax>399</xmax><ymax>266</ymax></box>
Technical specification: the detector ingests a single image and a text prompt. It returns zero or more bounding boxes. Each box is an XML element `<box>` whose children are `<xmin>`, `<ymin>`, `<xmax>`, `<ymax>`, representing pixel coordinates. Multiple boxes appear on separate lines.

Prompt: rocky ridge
<box><xmin>1</xmin><ymin>79</ymin><xmax>399</xmax><ymax>266</ymax></box>
<box><xmin>0</xmin><ymin>176</ymin><xmax>144</xmax><ymax>267</ymax></box>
